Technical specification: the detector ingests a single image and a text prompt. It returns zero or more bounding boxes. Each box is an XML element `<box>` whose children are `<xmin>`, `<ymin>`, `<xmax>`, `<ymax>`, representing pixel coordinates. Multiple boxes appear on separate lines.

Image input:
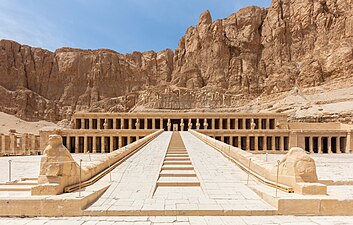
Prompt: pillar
<box><xmin>234</xmin><ymin>118</ymin><xmax>238</xmax><ymax>130</ymax></box>
<box><xmin>196</xmin><ymin>118</ymin><xmax>200</xmax><ymax>130</ymax></box>
<box><xmin>128</xmin><ymin>119</ymin><xmax>132</xmax><ymax>130</ymax></box>
<box><xmin>221</xmin><ymin>136</ymin><xmax>224</xmax><ymax>142</ymax></box>
<box><xmin>180</xmin><ymin>119</ymin><xmax>184</xmax><ymax>131</ymax></box>
<box><xmin>120</xmin><ymin>119</ymin><xmax>124</xmax><ymax>129</ymax></box>
<box><xmin>227</xmin><ymin>118</ymin><xmax>230</xmax><ymax>130</ymax></box>
<box><xmin>10</xmin><ymin>133</ymin><xmax>15</xmax><ymax>155</ymax></box>
<box><xmin>238</xmin><ymin>136</ymin><xmax>241</xmax><ymax>148</ymax></box>
<box><xmin>160</xmin><ymin>118</ymin><xmax>163</xmax><ymax>130</ymax></box>
<box><xmin>246</xmin><ymin>136</ymin><xmax>250</xmax><ymax>151</ymax></box>
<box><xmin>242</xmin><ymin>119</ymin><xmax>246</xmax><ymax>130</ymax></box>
<box><xmin>152</xmin><ymin>119</ymin><xmax>156</xmax><ymax>129</ymax></box>
<box><xmin>347</xmin><ymin>130</ymin><xmax>353</xmax><ymax>153</ymax></box>
<box><xmin>22</xmin><ymin>133</ymin><xmax>27</xmax><ymax>155</ymax></box>
<box><xmin>264</xmin><ymin>136</ymin><xmax>267</xmax><ymax>151</ymax></box>
<box><xmin>84</xmin><ymin>136</ymin><xmax>88</xmax><ymax>153</ymax></box>
<box><xmin>230</xmin><ymin>136</ymin><xmax>233</xmax><ymax>146</ymax></box>
<box><xmin>328</xmin><ymin>137</ymin><xmax>332</xmax><ymax>153</ymax></box>
<box><xmin>75</xmin><ymin>136</ymin><xmax>79</xmax><ymax>153</ymax></box>
<box><xmin>188</xmin><ymin>119</ymin><xmax>192</xmax><ymax>130</ymax></box>
<box><xmin>118</xmin><ymin>135</ymin><xmax>122</xmax><ymax>149</ymax></box>
<box><xmin>203</xmin><ymin>119</ymin><xmax>208</xmax><ymax>129</ymax></box>
<box><xmin>113</xmin><ymin>119</ymin><xmax>117</xmax><ymax>129</ymax></box>
<box><xmin>67</xmin><ymin>136</ymin><xmax>71</xmax><ymax>152</ymax></box>
<box><xmin>81</xmin><ymin>119</ymin><xmax>85</xmax><ymax>129</ymax></box>
<box><xmin>92</xmin><ymin>136</ymin><xmax>96</xmax><ymax>153</ymax></box>
<box><xmin>127</xmin><ymin>136</ymin><xmax>131</xmax><ymax>144</ymax></box>
<box><xmin>337</xmin><ymin>136</ymin><xmax>341</xmax><ymax>153</ymax></box>
<box><xmin>97</xmin><ymin>119</ymin><xmax>101</xmax><ymax>130</ymax></box>
<box><xmin>110</xmin><ymin>136</ymin><xmax>114</xmax><ymax>152</ymax></box>
<box><xmin>135</xmin><ymin>119</ymin><xmax>140</xmax><ymax>130</ymax></box>
<box><xmin>219</xmin><ymin>118</ymin><xmax>222</xmax><ymax>130</ymax></box>
<box><xmin>318</xmin><ymin>136</ymin><xmax>322</xmax><ymax>154</ymax></box>
<box><xmin>212</xmin><ymin>118</ymin><xmax>215</xmax><ymax>130</ymax></box>
<box><xmin>271</xmin><ymin>136</ymin><xmax>275</xmax><ymax>151</ymax></box>
<box><xmin>167</xmin><ymin>119</ymin><xmax>171</xmax><ymax>131</ymax></box>
<box><xmin>102</xmin><ymin>136</ymin><xmax>106</xmax><ymax>153</ymax></box>
<box><xmin>145</xmin><ymin>119</ymin><xmax>148</xmax><ymax>130</ymax></box>
<box><xmin>89</xmin><ymin>119</ymin><xmax>93</xmax><ymax>129</ymax></box>
<box><xmin>310</xmin><ymin>136</ymin><xmax>314</xmax><ymax>153</ymax></box>
<box><xmin>1</xmin><ymin>135</ymin><xmax>5</xmax><ymax>154</ymax></box>
<box><xmin>255</xmin><ymin>135</ymin><xmax>258</xmax><ymax>152</ymax></box>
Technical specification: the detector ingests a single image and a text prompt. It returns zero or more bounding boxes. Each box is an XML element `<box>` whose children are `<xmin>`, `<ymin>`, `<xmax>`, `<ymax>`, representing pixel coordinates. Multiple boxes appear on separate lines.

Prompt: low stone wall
<box><xmin>32</xmin><ymin>129</ymin><xmax>164</xmax><ymax>195</ymax></box>
<box><xmin>189</xmin><ymin>129</ymin><xmax>326</xmax><ymax>195</ymax></box>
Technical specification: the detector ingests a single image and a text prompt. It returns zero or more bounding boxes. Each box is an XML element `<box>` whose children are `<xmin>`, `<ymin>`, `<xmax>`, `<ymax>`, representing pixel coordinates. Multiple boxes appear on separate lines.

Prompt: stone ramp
<box><xmin>84</xmin><ymin>131</ymin><xmax>276</xmax><ymax>216</ymax></box>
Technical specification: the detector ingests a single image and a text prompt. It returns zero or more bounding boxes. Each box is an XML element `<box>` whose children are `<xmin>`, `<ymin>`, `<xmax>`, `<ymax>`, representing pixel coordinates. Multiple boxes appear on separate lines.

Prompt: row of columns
<box><xmin>77</xmin><ymin>118</ymin><xmax>277</xmax><ymax>130</ymax></box>
<box><xmin>65</xmin><ymin>135</ymin><xmax>141</xmax><ymax>154</ymax></box>
<box><xmin>305</xmin><ymin>136</ymin><xmax>346</xmax><ymax>153</ymax></box>
<box><xmin>0</xmin><ymin>134</ymin><xmax>38</xmax><ymax>155</ymax></box>
<box><xmin>215</xmin><ymin>135</ymin><xmax>288</xmax><ymax>152</ymax></box>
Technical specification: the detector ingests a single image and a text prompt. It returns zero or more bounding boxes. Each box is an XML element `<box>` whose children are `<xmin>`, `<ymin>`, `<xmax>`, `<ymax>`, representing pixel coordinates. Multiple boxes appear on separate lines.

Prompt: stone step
<box><xmin>0</xmin><ymin>185</ymin><xmax>34</xmax><ymax>191</ymax></box>
<box><xmin>163</xmin><ymin>161</ymin><xmax>192</xmax><ymax>165</ymax></box>
<box><xmin>157</xmin><ymin>177</ymin><xmax>200</xmax><ymax>187</ymax></box>
<box><xmin>161</xmin><ymin>165</ymin><xmax>194</xmax><ymax>170</ymax></box>
<box><xmin>160</xmin><ymin>170</ymin><xmax>197</xmax><ymax>177</ymax></box>
<box><xmin>164</xmin><ymin>157</ymin><xmax>190</xmax><ymax>161</ymax></box>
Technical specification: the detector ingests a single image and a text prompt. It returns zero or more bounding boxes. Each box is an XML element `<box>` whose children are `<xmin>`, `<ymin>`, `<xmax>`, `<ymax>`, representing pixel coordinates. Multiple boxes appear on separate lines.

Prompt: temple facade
<box><xmin>38</xmin><ymin>112</ymin><xmax>353</xmax><ymax>155</ymax></box>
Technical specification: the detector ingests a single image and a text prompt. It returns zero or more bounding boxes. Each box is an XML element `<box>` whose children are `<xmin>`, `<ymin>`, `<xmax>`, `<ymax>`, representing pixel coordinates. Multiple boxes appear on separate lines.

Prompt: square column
<box><xmin>318</xmin><ymin>136</ymin><xmax>322</xmax><ymax>154</ymax></box>
<box><xmin>238</xmin><ymin>136</ymin><xmax>241</xmax><ymax>148</ymax></box>
<box><xmin>255</xmin><ymin>135</ymin><xmax>258</xmax><ymax>152</ymax></box>
<box><xmin>102</xmin><ymin>136</ymin><xmax>106</xmax><ymax>153</ymax></box>
<box><xmin>234</xmin><ymin>119</ymin><xmax>238</xmax><ymax>130</ymax></box>
<box><xmin>75</xmin><ymin>136</ymin><xmax>79</xmax><ymax>153</ymax></box>
<box><xmin>89</xmin><ymin>119</ymin><xmax>93</xmax><ymax>129</ymax></box>
<box><xmin>160</xmin><ymin>118</ymin><xmax>163</xmax><ymax>129</ymax></box>
<box><xmin>271</xmin><ymin>136</ymin><xmax>275</xmax><ymax>151</ymax></box>
<box><xmin>227</xmin><ymin>118</ymin><xmax>230</xmax><ymax>130</ymax></box>
<box><xmin>219</xmin><ymin>119</ymin><xmax>222</xmax><ymax>130</ymax></box>
<box><xmin>10</xmin><ymin>134</ymin><xmax>16</xmax><ymax>155</ymax></box>
<box><xmin>118</xmin><ymin>135</ymin><xmax>122</xmax><ymax>149</ymax></box>
<box><xmin>67</xmin><ymin>136</ymin><xmax>71</xmax><ymax>152</ymax></box>
<box><xmin>113</xmin><ymin>119</ymin><xmax>117</xmax><ymax>129</ymax></box>
<box><xmin>1</xmin><ymin>135</ymin><xmax>5</xmax><ymax>154</ymax></box>
<box><xmin>264</xmin><ymin>136</ymin><xmax>267</xmax><ymax>151</ymax></box>
<box><xmin>92</xmin><ymin>136</ymin><xmax>96</xmax><ymax>153</ymax></box>
<box><xmin>328</xmin><ymin>137</ymin><xmax>332</xmax><ymax>153</ymax></box>
<box><xmin>196</xmin><ymin>119</ymin><xmax>200</xmax><ymax>130</ymax></box>
<box><xmin>337</xmin><ymin>137</ymin><xmax>341</xmax><ymax>153</ymax></box>
<box><xmin>152</xmin><ymin>119</ymin><xmax>156</xmax><ymax>129</ymax></box>
<box><xmin>212</xmin><ymin>118</ymin><xmax>215</xmax><ymax>129</ymax></box>
<box><xmin>230</xmin><ymin>136</ymin><xmax>233</xmax><ymax>146</ymax></box>
<box><xmin>246</xmin><ymin>136</ymin><xmax>250</xmax><ymax>151</ymax></box>
<box><xmin>97</xmin><ymin>119</ymin><xmax>101</xmax><ymax>130</ymax></box>
<box><xmin>310</xmin><ymin>136</ymin><xmax>314</xmax><ymax>153</ymax></box>
<box><xmin>110</xmin><ymin>136</ymin><xmax>114</xmax><ymax>152</ymax></box>
<box><xmin>128</xmin><ymin>119</ymin><xmax>132</xmax><ymax>130</ymax></box>
<box><xmin>80</xmin><ymin>119</ymin><xmax>85</xmax><ymax>129</ymax></box>
<box><xmin>84</xmin><ymin>136</ymin><xmax>88</xmax><ymax>153</ymax></box>
<box><xmin>242</xmin><ymin>119</ymin><xmax>246</xmax><ymax>130</ymax></box>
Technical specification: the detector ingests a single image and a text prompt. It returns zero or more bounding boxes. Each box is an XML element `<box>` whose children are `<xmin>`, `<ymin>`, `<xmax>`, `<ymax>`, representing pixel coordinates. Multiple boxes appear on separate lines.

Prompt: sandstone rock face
<box><xmin>0</xmin><ymin>0</ymin><xmax>352</xmax><ymax>122</ymax></box>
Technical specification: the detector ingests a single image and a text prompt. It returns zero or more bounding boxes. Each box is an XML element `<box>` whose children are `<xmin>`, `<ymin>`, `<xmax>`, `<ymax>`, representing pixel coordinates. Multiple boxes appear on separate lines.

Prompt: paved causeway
<box><xmin>85</xmin><ymin>132</ymin><xmax>274</xmax><ymax>216</ymax></box>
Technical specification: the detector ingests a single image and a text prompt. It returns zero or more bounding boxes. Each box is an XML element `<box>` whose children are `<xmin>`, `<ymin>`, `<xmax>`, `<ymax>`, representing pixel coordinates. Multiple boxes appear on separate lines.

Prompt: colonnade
<box><xmin>304</xmin><ymin>136</ymin><xmax>347</xmax><ymax>153</ymax></box>
<box><xmin>75</xmin><ymin>117</ymin><xmax>279</xmax><ymax>131</ymax></box>
<box><xmin>62</xmin><ymin>135</ymin><xmax>144</xmax><ymax>154</ymax></box>
<box><xmin>0</xmin><ymin>133</ymin><xmax>40</xmax><ymax>156</ymax></box>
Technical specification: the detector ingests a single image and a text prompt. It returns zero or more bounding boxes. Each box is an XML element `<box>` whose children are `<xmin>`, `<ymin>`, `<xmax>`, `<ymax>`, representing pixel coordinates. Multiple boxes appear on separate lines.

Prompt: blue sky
<box><xmin>0</xmin><ymin>0</ymin><xmax>271</xmax><ymax>53</ymax></box>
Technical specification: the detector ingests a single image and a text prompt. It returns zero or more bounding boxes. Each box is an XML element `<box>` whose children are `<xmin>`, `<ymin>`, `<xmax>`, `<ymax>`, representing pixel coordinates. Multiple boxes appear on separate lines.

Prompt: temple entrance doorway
<box><xmin>173</xmin><ymin>124</ymin><xmax>179</xmax><ymax>131</ymax></box>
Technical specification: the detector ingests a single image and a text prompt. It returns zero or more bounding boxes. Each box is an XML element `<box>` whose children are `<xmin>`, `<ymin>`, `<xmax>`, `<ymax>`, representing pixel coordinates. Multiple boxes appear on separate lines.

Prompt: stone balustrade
<box><xmin>189</xmin><ymin>129</ymin><xmax>327</xmax><ymax>195</ymax></box>
<box><xmin>31</xmin><ymin>129</ymin><xmax>164</xmax><ymax>195</ymax></box>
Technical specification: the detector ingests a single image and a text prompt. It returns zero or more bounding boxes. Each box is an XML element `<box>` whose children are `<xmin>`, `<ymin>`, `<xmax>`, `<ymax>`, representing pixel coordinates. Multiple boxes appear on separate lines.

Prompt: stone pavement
<box><xmin>1</xmin><ymin>216</ymin><xmax>353</xmax><ymax>224</ymax></box>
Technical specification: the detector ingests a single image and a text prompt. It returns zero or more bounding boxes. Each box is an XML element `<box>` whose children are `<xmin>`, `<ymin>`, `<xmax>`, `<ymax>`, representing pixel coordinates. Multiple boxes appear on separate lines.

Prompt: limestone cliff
<box><xmin>0</xmin><ymin>0</ymin><xmax>352</xmax><ymax>122</ymax></box>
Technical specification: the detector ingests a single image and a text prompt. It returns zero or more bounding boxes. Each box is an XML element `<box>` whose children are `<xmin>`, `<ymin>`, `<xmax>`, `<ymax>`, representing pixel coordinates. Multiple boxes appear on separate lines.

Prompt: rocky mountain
<box><xmin>0</xmin><ymin>0</ymin><xmax>352</xmax><ymax>123</ymax></box>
